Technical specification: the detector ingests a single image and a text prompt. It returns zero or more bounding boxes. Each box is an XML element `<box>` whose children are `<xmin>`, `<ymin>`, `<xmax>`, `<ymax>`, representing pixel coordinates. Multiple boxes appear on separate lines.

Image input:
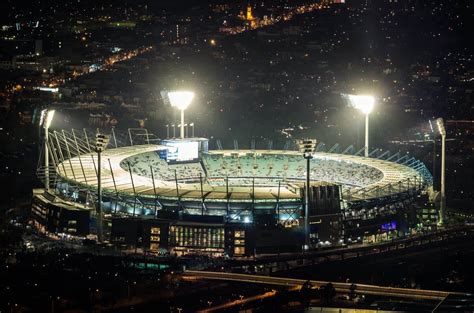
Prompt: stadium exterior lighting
<box><xmin>44</xmin><ymin>109</ymin><xmax>56</xmax><ymax>129</ymax></box>
<box><xmin>40</xmin><ymin>109</ymin><xmax>55</xmax><ymax>191</ymax></box>
<box><xmin>297</xmin><ymin>138</ymin><xmax>317</xmax><ymax>250</ymax></box>
<box><xmin>96</xmin><ymin>133</ymin><xmax>110</xmax><ymax>242</ymax></box>
<box><xmin>347</xmin><ymin>95</ymin><xmax>375</xmax><ymax>157</ymax></box>
<box><xmin>436</xmin><ymin>118</ymin><xmax>446</xmax><ymax>225</ymax></box>
<box><xmin>168</xmin><ymin>91</ymin><xmax>194</xmax><ymax>139</ymax></box>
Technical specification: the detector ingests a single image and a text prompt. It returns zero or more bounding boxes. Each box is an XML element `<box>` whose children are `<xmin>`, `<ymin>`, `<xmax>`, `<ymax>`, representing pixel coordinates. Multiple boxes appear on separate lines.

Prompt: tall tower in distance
<box><xmin>246</xmin><ymin>4</ymin><xmax>254</xmax><ymax>21</ymax></box>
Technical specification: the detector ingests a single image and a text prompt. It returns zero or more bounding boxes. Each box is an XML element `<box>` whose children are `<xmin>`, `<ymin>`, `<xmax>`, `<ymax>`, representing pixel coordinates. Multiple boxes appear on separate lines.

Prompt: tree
<box><xmin>320</xmin><ymin>282</ymin><xmax>336</xmax><ymax>304</ymax></box>
<box><xmin>349</xmin><ymin>283</ymin><xmax>357</xmax><ymax>300</ymax></box>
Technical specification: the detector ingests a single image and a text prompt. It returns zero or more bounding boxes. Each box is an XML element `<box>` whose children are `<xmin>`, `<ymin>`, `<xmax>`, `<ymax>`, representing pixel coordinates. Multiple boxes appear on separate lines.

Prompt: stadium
<box><xmin>32</xmin><ymin>126</ymin><xmax>433</xmax><ymax>257</ymax></box>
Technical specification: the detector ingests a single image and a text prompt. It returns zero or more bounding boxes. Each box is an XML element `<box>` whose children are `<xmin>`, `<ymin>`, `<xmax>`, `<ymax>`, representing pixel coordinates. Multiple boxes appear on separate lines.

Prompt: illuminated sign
<box><xmin>381</xmin><ymin>221</ymin><xmax>397</xmax><ymax>231</ymax></box>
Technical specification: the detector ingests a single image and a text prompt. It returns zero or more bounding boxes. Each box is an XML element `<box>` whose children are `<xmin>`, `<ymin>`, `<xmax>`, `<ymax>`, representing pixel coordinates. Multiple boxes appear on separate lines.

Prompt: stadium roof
<box><xmin>55</xmin><ymin>145</ymin><xmax>425</xmax><ymax>203</ymax></box>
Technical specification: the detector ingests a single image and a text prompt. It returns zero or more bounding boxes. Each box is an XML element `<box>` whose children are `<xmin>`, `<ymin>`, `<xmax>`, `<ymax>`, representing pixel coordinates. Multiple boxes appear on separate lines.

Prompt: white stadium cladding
<box><xmin>45</xmin><ymin>129</ymin><xmax>433</xmax><ymax>218</ymax></box>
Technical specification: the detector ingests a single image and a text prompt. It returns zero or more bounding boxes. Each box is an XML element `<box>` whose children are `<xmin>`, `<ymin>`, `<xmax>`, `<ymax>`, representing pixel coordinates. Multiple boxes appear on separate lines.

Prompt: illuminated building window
<box><xmin>234</xmin><ymin>230</ymin><xmax>245</xmax><ymax>238</ymax></box>
<box><xmin>170</xmin><ymin>226</ymin><xmax>224</xmax><ymax>249</ymax></box>
<box><xmin>234</xmin><ymin>246</ymin><xmax>245</xmax><ymax>255</ymax></box>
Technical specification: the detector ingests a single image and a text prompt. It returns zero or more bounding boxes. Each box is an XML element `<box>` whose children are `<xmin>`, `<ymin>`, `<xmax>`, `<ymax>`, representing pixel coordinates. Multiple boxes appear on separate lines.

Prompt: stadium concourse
<box><xmin>32</xmin><ymin>129</ymin><xmax>433</xmax><ymax>257</ymax></box>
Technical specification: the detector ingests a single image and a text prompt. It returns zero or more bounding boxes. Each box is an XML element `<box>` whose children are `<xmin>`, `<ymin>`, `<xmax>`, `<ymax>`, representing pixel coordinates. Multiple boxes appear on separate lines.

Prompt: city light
<box><xmin>33</xmin><ymin>86</ymin><xmax>59</xmax><ymax>93</ymax></box>
<box><xmin>4</xmin><ymin>0</ymin><xmax>474</xmax><ymax>309</ymax></box>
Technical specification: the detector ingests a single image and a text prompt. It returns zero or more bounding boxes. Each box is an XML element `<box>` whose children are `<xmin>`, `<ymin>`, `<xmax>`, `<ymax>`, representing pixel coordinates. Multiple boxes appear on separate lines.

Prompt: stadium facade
<box><xmin>32</xmin><ymin>128</ymin><xmax>433</xmax><ymax>257</ymax></box>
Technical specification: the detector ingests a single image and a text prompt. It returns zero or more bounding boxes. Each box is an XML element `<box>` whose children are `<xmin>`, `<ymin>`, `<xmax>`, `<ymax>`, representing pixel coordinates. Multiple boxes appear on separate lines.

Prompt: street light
<box><xmin>168</xmin><ymin>91</ymin><xmax>194</xmax><ymax>139</ymax></box>
<box><xmin>96</xmin><ymin>133</ymin><xmax>110</xmax><ymax>242</ymax></box>
<box><xmin>347</xmin><ymin>95</ymin><xmax>375</xmax><ymax>157</ymax></box>
<box><xmin>297</xmin><ymin>138</ymin><xmax>317</xmax><ymax>250</ymax></box>
<box><xmin>436</xmin><ymin>118</ymin><xmax>446</xmax><ymax>225</ymax></box>
<box><xmin>189</xmin><ymin>122</ymin><xmax>195</xmax><ymax>137</ymax></box>
<box><xmin>40</xmin><ymin>109</ymin><xmax>55</xmax><ymax>191</ymax></box>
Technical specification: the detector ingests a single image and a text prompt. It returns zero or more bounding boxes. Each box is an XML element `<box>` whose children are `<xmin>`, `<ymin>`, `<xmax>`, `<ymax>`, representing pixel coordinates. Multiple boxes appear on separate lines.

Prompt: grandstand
<box><xmin>32</xmin><ymin>128</ymin><xmax>433</xmax><ymax>257</ymax></box>
<box><xmin>55</xmin><ymin>146</ymin><xmax>427</xmax><ymax>204</ymax></box>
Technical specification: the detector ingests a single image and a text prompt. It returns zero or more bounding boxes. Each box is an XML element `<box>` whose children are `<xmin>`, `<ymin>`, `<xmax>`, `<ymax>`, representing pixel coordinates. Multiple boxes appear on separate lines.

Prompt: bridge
<box><xmin>181</xmin><ymin>270</ymin><xmax>465</xmax><ymax>301</ymax></box>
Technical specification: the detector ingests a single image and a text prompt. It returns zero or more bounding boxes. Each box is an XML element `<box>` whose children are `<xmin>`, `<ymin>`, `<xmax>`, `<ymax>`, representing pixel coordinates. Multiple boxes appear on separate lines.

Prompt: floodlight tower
<box><xmin>297</xmin><ymin>139</ymin><xmax>317</xmax><ymax>250</ymax></box>
<box><xmin>428</xmin><ymin>120</ymin><xmax>437</xmax><ymax>189</ymax></box>
<box><xmin>348</xmin><ymin>95</ymin><xmax>375</xmax><ymax>157</ymax></box>
<box><xmin>168</xmin><ymin>91</ymin><xmax>194</xmax><ymax>139</ymax></box>
<box><xmin>436</xmin><ymin>118</ymin><xmax>446</xmax><ymax>225</ymax></box>
<box><xmin>41</xmin><ymin>109</ymin><xmax>55</xmax><ymax>191</ymax></box>
<box><xmin>96</xmin><ymin>133</ymin><xmax>110</xmax><ymax>242</ymax></box>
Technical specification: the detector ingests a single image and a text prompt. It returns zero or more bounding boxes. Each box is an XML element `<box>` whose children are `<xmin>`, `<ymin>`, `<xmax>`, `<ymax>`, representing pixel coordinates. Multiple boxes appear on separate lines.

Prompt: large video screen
<box><xmin>164</xmin><ymin>140</ymin><xmax>199</xmax><ymax>162</ymax></box>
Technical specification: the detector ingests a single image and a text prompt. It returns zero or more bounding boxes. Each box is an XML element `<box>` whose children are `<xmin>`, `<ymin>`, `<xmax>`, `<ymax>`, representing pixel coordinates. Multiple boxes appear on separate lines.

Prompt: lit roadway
<box><xmin>224</xmin><ymin>3</ymin><xmax>325</xmax><ymax>35</ymax></box>
<box><xmin>42</xmin><ymin>45</ymin><xmax>154</xmax><ymax>88</ymax></box>
<box><xmin>181</xmin><ymin>270</ymin><xmax>467</xmax><ymax>301</ymax></box>
<box><xmin>196</xmin><ymin>289</ymin><xmax>278</xmax><ymax>313</ymax></box>
<box><xmin>195</xmin><ymin>285</ymin><xmax>301</xmax><ymax>312</ymax></box>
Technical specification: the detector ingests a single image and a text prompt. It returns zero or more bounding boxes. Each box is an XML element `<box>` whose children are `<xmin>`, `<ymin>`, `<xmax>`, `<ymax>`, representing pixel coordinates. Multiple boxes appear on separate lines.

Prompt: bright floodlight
<box><xmin>436</xmin><ymin>118</ymin><xmax>446</xmax><ymax>136</ymax></box>
<box><xmin>168</xmin><ymin>91</ymin><xmax>194</xmax><ymax>111</ymax></box>
<box><xmin>44</xmin><ymin>109</ymin><xmax>55</xmax><ymax>129</ymax></box>
<box><xmin>168</xmin><ymin>91</ymin><xmax>194</xmax><ymax>138</ymax></box>
<box><xmin>42</xmin><ymin>109</ymin><xmax>55</xmax><ymax>192</ymax></box>
<box><xmin>346</xmin><ymin>94</ymin><xmax>374</xmax><ymax>157</ymax></box>
<box><xmin>348</xmin><ymin>95</ymin><xmax>375</xmax><ymax>115</ymax></box>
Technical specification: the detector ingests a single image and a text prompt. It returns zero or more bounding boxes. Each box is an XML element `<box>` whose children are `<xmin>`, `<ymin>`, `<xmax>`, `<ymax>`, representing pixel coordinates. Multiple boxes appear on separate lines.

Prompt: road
<box><xmin>182</xmin><ymin>270</ymin><xmax>467</xmax><ymax>301</ymax></box>
<box><xmin>228</xmin><ymin>225</ymin><xmax>474</xmax><ymax>269</ymax></box>
<box><xmin>196</xmin><ymin>289</ymin><xmax>277</xmax><ymax>313</ymax></box>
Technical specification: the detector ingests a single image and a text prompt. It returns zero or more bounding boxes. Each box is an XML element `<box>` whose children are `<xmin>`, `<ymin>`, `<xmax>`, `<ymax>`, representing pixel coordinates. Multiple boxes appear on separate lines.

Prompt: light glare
<box><xmin>44</xmin><ymin>110</ymin><xmax>55</xmax><ymax>129</ymax></box>
<box><xmin>168</xmin><ymin>91</ymin><xmax>194</xmax><ymax>111</ymax></box>
<box><xmin>348</xmin><ymin>95</ymin><xmax>375</xmax><ymax>114</ymax></box>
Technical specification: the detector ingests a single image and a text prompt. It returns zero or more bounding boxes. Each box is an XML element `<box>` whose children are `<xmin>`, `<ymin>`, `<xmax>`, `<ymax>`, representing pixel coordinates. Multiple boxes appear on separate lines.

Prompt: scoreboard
<box><xmin>160</xmin><ymin>139</ymin><xmax>199</xmax><ymax>163</ymax></box>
